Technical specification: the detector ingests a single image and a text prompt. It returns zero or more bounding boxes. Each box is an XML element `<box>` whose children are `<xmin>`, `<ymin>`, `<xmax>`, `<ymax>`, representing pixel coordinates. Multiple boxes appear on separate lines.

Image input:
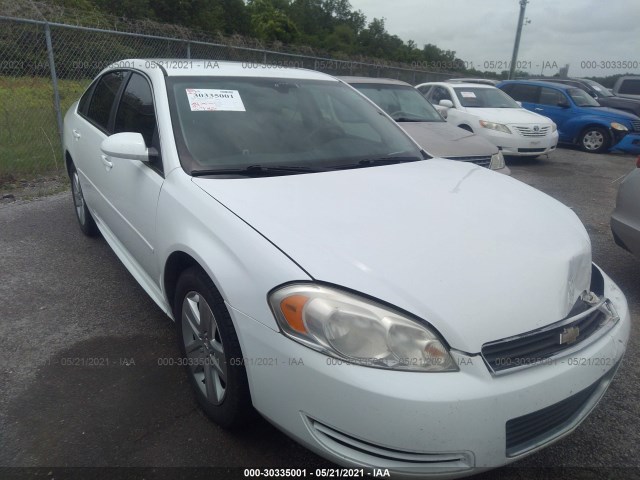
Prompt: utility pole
<box><xmin>508</xmin><ymin>0</ymin><xmax>528</xmax><ymax>80</ymax></box>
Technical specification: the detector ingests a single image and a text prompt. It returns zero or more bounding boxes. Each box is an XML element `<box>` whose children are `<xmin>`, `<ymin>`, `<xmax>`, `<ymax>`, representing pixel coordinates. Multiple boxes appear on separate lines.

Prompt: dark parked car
<box><xmin>613</xmin><ymin>76</ymin><xmax>640</xmax><ymax>101</ymax></box>
<box><xmin>532</xmin><ymin>78</ymin><xmax>640</xmax><ymax>117</ymax></box>
<box><xmin>498</xmin><ymin>80</ymin><xmax>640</xmax><ymax>153</ymax></box>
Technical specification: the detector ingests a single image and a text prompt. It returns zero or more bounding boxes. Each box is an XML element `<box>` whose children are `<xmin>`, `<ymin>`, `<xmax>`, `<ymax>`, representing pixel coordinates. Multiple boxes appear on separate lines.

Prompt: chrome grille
<box><xmin>513</xmin><ymin>125</ymin><xmax>551</xmax><ymax>137</ymax></box>
<box><xmin>481</xmin><ymin>295</ymin><xmax>618</xmax><ymax>374</ymax></box>
<box><xmin>445</xmin><ymin>155</ymin><xmax>492</xmax><ymax>168</ymax></box>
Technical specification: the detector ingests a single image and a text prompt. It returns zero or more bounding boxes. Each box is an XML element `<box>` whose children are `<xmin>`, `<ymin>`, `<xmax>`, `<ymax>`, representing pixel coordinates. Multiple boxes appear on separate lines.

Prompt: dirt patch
<box><xmin>0</xmin><ymin>174</ymin><xmax>69</xmax><ymax>205</ymax></box>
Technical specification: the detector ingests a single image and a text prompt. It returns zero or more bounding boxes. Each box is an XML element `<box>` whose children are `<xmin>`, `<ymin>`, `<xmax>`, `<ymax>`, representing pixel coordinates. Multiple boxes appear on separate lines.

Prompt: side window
<box><xmin>417</xmin><ymin>85</ymin><xmax>431</xmax><ymax>96</ymax></box>
<box><xmin>429</xmin><ymin>86</ymin><xmax>452</xmax><ymax>104</ymax></box>
<box><xmin>114</xmin><ymin>73</ymin><xmax>157</xmax><ymax>147</ymax></box>
<box><xmin>77</xmin><ymin>81</ymin><xmax>96</xmax><ymax>116</ymax></box>
<box><xmin>86</xmin><ymin>71</ymin><xmax>127</xmax><ymax>131</ymax></box>
<box><xmin>539</xmin><ymin>87</ymin><xmax>565</xmax><ymax>106</ymax></box>
<box><xmin>504</xmin><ymin>84</ymin><xmax>539</xmax><ymax>103</ymax></box>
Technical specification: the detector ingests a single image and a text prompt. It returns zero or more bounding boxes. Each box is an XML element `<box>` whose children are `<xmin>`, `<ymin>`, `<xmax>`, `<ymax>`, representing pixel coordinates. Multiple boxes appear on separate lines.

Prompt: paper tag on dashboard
<box><xmin>460</xmin><ymin>91</ymin><xmax>476</xmax><ymax>98</ymax></box>
<box><xmin>186</xmin><ymin>89</ymin><xmax>246</xmax><ymax>111</ymax></box>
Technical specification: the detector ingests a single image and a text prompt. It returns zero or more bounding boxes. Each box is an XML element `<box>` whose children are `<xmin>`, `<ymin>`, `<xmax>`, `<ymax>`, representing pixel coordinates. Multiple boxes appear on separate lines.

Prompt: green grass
<box><xmin>0</xmin><ymin>76</ymin><xmax>90</xmax><ymax>184</ymax></box>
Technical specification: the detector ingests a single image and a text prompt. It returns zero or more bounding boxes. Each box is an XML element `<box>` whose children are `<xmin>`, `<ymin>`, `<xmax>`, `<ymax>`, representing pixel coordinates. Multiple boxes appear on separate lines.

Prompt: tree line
<box><xmin>50</xmin><ymin>0</ymin><xmax>466</xmax><ymax>70</ymax></box>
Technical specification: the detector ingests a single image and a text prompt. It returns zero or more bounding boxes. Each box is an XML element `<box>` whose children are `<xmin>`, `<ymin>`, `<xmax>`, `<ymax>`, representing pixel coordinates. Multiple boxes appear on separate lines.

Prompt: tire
<box><xmin>578</xmin><ymin>126</ymin><xmax>611</xmax><ymax>153</ymax></box>
<box><xmin>174</xmin><ymin>266</ymin><xmax>254</xmax><ymax>429</ymax></box>
<box><xmin>69</xmin><ymin>161</ymin><xmax>98</xmax><ymax>237</ymax></box>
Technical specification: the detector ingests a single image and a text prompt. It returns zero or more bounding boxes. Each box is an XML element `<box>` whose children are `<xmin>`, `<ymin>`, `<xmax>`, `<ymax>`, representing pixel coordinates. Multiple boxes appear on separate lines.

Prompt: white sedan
<box><xmin>417</xmin><ymin>82</ymin><xmax>559</xmax><ymax>157</ymax></box>
<box><xmin>64</xmin><ymin>59</ymin><xmax>629</xmax><ymax>478</ymax></box>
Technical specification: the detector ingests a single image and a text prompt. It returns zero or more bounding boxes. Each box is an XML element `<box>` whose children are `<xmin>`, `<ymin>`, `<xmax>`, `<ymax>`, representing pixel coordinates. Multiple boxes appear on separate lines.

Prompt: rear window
<box><xmin>502</xmin><ymin>84</ymin><xmax>539</xmax><ymax>103</ymax></box>
<box><xmin>618</xmin><ymin>79</ymin><xmax>640</xmax><ymax>95</ymax></box>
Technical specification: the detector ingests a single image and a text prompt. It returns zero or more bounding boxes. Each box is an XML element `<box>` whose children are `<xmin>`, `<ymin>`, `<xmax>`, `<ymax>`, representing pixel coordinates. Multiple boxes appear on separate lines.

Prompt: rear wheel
<box><xmin>174</xmin><ymin>266</ymin><xmax>254</xmax><ymax>429</ymax></box>
<box><xmin>579</xmin><ymin>126</ymin><xmax>610</xmax><ymax>153</ymax></box>
<box><xmin>69</xmin><ymin>161</ymin><xmax>98</xmax><ymax>237</ymax></box>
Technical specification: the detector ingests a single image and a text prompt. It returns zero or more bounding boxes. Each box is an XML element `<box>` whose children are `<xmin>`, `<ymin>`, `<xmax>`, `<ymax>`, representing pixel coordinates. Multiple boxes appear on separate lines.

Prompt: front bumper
<box><xmin>610</xmin><ymin>133</ymin><xmax>640</xmax><ymax>155</ymax></box>
<box><xmin>229</xmin><ymin>270</ymin><xmax>630</xmax><ymax>478</ymax></box>
<box><xmin>479</xmin><ymin>128</ymin><xmax>559</xmax><ymax>157</ymax></box>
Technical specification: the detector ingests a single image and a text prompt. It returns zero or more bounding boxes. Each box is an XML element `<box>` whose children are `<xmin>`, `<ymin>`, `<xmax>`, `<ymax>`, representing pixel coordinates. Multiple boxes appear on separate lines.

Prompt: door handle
<box><xmin>101</xmin><ymin>154</ymin><xmax>113</xmax><ymax>171</ymax></box>
<box><xmin>534</xmin><ymin>108</ymin><xmax>544</xmax><ymax>111</ymax></box>
<box><xmin>72</xmin><ymin>129</ymin><xmax>81</xmax><ymax>140</ymax></box>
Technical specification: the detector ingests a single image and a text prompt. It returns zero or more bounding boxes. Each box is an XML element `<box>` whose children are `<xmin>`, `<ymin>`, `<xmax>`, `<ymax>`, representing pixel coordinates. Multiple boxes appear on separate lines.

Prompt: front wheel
<box><xmin>69</xmin><ymin>161</ymin><xmax>98</xmax><ymax>237</ymax></box>
<box><xmin>174</xmin><ymin>266</ymin><xmax>254</xmax><ymax>429</ymax></box>
<box><xmin>579</xmin><ymin>126</ymin><xmax>610</xmax><ymax>153</ymax></box>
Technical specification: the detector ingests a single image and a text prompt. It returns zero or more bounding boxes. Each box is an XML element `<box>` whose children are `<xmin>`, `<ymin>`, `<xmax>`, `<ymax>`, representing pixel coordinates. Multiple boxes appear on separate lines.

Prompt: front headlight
<box><xmin>269</xmin><ymin>284</ymin><xmax>458</xmax><ymax>372</ymax></box>
<box><xmin>551</xmin><ymin>122</ymin><xmax>557</xmax><ymax>132</ymax></box>
<box><xmin>611</xmin><ymin>122</ymin><xmax>628</xmax><ymax>131</ymax></box>
<box><xmin>479</xmin><ymin>120</ymin><xmax>511</xmax><ymax>134</ymax></box>
<box><xmin>489</xmin><ymin>151</ymin><xmax>505</xmax><ymax>170</ymax></box>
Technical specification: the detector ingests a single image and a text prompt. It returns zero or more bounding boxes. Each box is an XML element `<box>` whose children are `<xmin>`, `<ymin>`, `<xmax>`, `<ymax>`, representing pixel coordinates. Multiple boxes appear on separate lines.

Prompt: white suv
<box><xmin>417</xmin><ymin>82</ymin><xmax>559</xmax><ymax>158</ymax></box>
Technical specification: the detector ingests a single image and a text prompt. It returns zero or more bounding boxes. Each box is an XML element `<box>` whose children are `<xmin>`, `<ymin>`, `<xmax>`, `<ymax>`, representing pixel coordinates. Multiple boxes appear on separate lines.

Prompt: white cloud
<box><xmin>349</xmin><ymin>0</ymin><xmax>640</xmax><ymax>77</ymax></box>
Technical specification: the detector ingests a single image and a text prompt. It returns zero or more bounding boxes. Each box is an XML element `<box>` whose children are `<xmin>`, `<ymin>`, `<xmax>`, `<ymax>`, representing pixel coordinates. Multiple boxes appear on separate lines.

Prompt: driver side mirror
<box><xmin>439</xmin><ymin>99</ymin><xmax>454</xmax><ymax>109</ymax></box>
<box><xmin>101</xmin><ymin>132</ymin><xmax>153</xmax><ymax>162</ymax></box>
<box><xmin>557</xmin><ymin>100</ymin><xmax>570</xmax><ymax>108</ymax></box>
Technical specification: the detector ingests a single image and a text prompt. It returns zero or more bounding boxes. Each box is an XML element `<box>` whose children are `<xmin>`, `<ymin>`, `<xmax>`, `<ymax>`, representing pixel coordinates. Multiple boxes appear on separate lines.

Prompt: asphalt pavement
<box><xmin>1</xmin><ymin>148</ymin><xmax>639</xmax><ymax>480</ymax></box>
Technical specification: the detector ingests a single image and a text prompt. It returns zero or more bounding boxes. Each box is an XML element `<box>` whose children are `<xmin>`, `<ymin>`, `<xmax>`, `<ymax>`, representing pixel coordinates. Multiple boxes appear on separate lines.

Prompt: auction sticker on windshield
<box><xmin>460</xmin><ymin>91</ymin><xmax>476</xmax><ymax>98</ymax></box>
<box><xmin>186</xmin><ymin>89</ymin><xmax>246</xmax><ymax>112</ymax></box>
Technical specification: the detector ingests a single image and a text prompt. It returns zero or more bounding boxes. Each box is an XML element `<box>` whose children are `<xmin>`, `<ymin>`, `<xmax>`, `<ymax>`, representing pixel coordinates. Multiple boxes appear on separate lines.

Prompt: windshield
<box><xmin>582</xmin><ymin>79</ymin><xmax>613</xmax><ymax>97</ymax></box>
<box><xmin>568</xmin><ymin>88</ymin><xmax>600</xmax><ymax>107</ymax></box>
<box><xmin>453</xmin><ymin>87</ymin><xmax>520</xmax><ymax>108</ymax></box>
<box><xmin>167</xmin><ymin>77</ymin><xmax>423</xmax><ymax>175</ymax></box>
<box><xmin>350</xmin><ymin>83</ymin><xmax>444</xmax><ymax>122</ymax></box>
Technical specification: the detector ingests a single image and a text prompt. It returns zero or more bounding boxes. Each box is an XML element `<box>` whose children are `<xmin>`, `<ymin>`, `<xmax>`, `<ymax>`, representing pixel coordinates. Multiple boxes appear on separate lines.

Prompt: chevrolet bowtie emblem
<box><xmin>559</xmin><ymin>326</ymin><xmax>580</xmax><ymax>345</ymax></box>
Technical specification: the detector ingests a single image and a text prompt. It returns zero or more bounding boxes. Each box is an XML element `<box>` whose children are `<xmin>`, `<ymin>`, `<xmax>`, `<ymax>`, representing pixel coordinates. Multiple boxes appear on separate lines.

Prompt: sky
<box><xmin>348</xmin><ymin>0</ymin><xmax>640</xmax><ymax>78</ymax></box>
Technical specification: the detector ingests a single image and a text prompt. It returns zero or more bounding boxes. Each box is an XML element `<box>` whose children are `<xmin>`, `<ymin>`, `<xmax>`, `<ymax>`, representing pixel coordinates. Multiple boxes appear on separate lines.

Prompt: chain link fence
<box><xmin>0</xmin><ymin>15</ymin><xmax>456</xmax><ymax>189</ymax></box>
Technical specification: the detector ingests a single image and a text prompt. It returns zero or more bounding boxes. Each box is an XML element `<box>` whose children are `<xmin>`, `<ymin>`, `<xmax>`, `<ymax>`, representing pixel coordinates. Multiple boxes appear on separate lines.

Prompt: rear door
<box><xmin>73</xmin><ymin>71</ymin><xmax>128</xmax><ymax>223</ymax></box>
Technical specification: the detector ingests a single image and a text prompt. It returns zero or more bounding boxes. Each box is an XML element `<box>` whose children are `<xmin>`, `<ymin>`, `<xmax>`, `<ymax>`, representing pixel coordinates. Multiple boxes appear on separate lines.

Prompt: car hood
<box><xmin>464</xmin><ymin>107</ymin><xmax>552</xmax><ymax>125</ymax></box>
<box><xmin>399</xmin><ymin>122</ymin><xmax>497</xmax><ymax>158</ymax></box>
<box><xmin>193</xmin><ymin>160</ymin><xmax>592</xmax><ymax>353</ymax></box>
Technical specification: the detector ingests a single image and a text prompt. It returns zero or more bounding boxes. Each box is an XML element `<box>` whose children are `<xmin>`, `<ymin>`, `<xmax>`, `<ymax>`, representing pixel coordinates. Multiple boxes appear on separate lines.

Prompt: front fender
<box><xmin>563</xmin><ymin>115</ymin><xmax>615</xmax><ymax>143</ymax></box>
<box><xmin>156</xmin><ymin>169</ymin><xmax>311</xmax><ymax>331</ymax></box>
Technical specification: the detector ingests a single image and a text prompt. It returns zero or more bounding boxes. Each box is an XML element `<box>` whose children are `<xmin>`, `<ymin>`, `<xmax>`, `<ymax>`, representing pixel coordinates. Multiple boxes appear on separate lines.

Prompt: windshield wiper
<box><xmin>392</xmin><ymin>116</ymin><xmax>431</xmax><ymax>122</ymax></box>
<box><xmin>191</xmin><ymin>164</ymin><xmax>324</xmax><ymax>177</ymax></box>
<box><xmin>334</xmin><ymin>156</ymin><xmax>422</xmax><ymax>170</ymax></box>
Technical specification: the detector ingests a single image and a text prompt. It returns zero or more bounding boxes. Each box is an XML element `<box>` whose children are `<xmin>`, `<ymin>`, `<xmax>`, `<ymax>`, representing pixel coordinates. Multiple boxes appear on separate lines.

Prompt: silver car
<box><xmin>340</xmin><ymin>77</ymin><xmax>510</xmax><ymax>174</ymax></box>
<box><xmin>611</xmin><ymin>157</ymin><xmax>640</xmax><ymax>258</ymax></box>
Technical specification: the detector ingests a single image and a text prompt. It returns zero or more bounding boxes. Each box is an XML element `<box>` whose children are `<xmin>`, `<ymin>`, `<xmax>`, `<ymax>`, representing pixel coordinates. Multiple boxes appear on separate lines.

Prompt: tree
<box><xmin>221</xmin><ymin>0</ymin><xmax>252</xmax><ymax>35</ymax></box>
<box><xmin>248</xmin><ymin>0</ymin><xmax>299</xmax><ymax>43</ymax></box>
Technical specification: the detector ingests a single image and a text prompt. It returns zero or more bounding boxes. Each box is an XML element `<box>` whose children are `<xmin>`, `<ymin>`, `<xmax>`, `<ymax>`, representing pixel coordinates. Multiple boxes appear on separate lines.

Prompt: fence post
<box><xmin>186</xmin><ymin>41</ymin><xmax>191</xmax><ymax>59</ymax></box>
<box><xmin>44</xmin><ymin>22</ymin><xmax>64</xmax><ymax>156</ymax></box>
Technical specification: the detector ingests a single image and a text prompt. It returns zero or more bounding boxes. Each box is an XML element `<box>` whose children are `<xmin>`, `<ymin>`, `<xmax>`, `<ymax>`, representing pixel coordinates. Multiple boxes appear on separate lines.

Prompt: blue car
<box><xmin>497</xmin><ymin>80</ymin><xmax>640</xmax><ymax>154</ymax></box>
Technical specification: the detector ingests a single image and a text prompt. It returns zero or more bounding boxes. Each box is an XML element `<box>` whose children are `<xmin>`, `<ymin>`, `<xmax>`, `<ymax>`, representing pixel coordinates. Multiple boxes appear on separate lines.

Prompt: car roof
<box><xmin>338</xmin><ymin>76</ymin><xmax>412</xmax><ymax>87</ymax></box>
<box><xmin>420</xmin><ymin>82</ymin><xmax>495</xmax><ymax>89</ymax></box>
<box><xmin>447</xmin><ymin>78</ymin><xmax>499</xmax><ymax>85</ymax></box>
<box><xmin>499</xmin><ymin>79</ymin><xmax>573</xmax><ymax>90</ymax></box>
<box><xmin>105</xmin><ymin>58</ymin><xmax>338</xmax><ymax>81</ymax></box>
